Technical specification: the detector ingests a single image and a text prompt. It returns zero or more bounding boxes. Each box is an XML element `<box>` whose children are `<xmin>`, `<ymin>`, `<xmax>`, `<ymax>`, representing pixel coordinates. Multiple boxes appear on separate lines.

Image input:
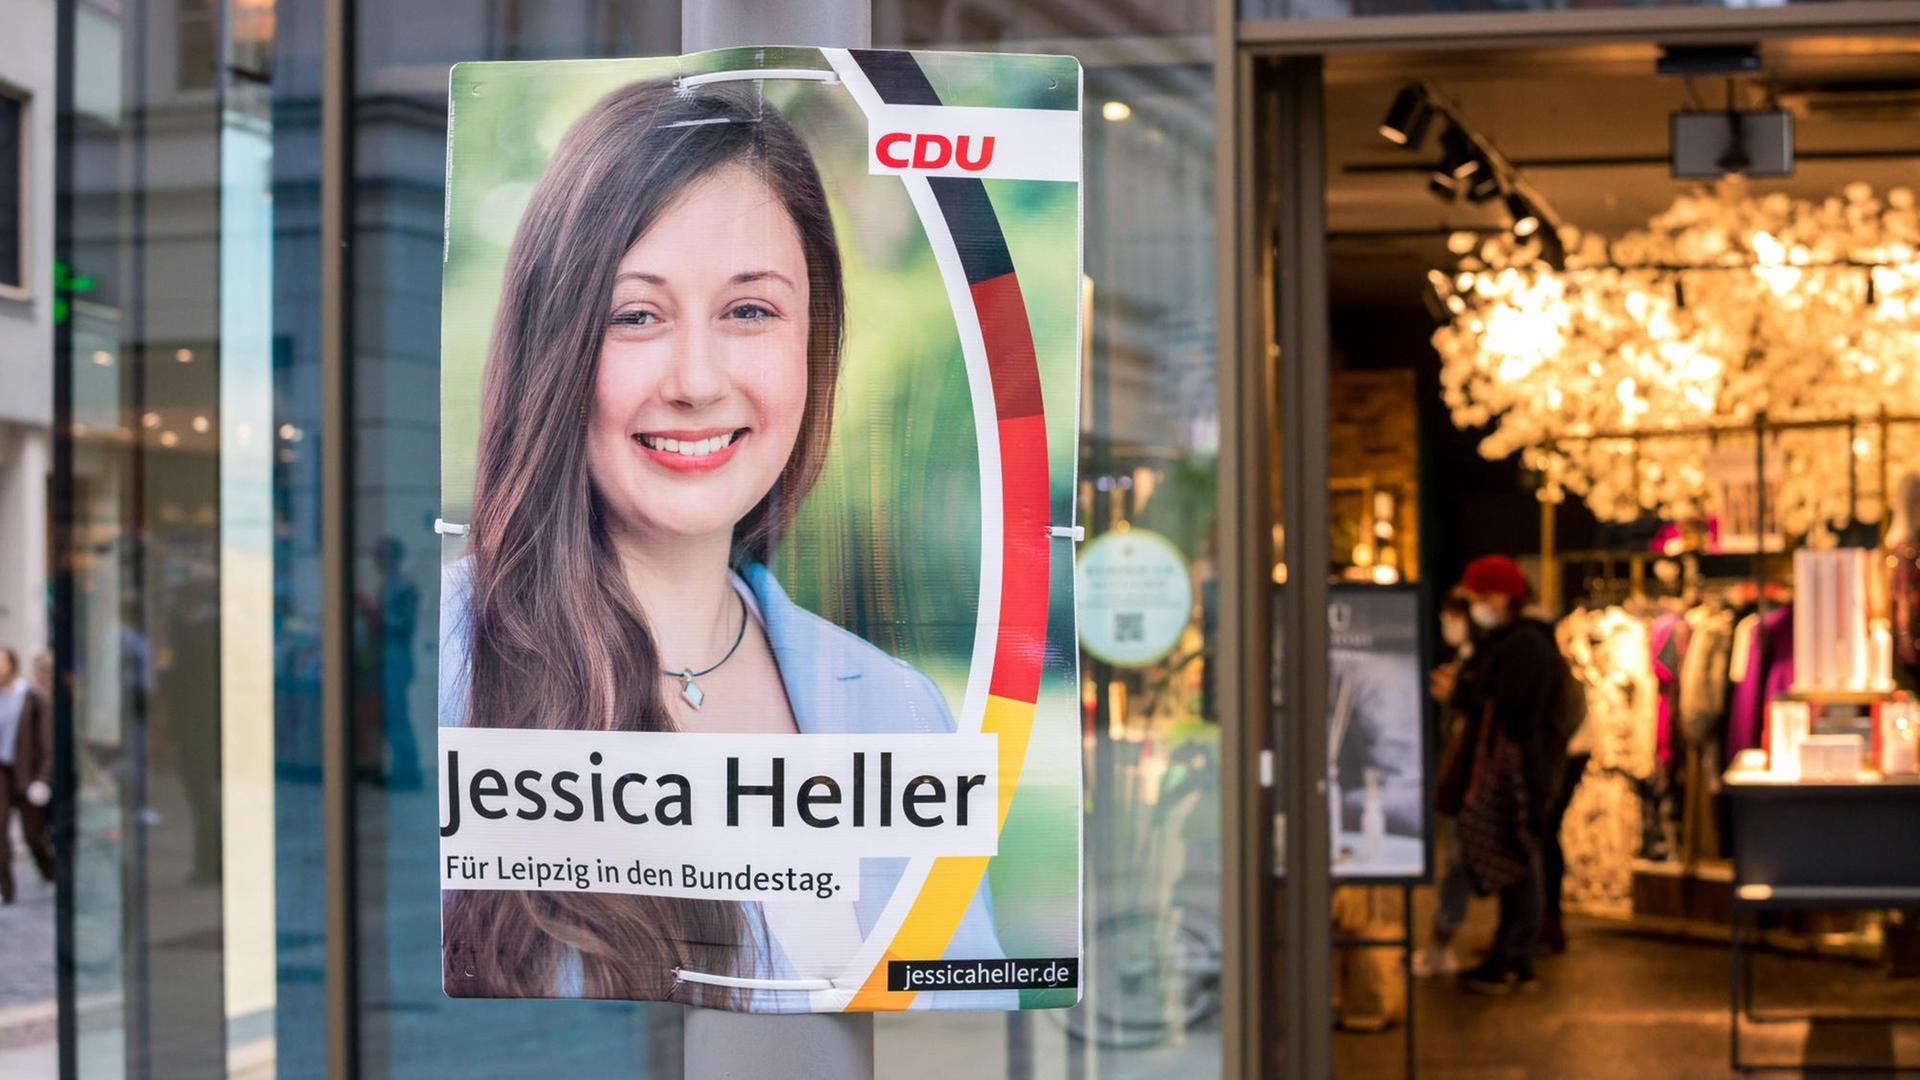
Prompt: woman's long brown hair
<box><xmin>442</xmin><ymin>78</ymin><xmax>844</xmax><ymax>1006</ymax></box>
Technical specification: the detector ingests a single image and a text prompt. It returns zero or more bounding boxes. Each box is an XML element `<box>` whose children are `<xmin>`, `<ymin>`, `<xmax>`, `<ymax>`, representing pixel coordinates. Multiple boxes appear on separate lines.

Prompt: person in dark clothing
<box><xmin>0</xmin><ymin>647</ymin><xmax>56</xmax><ymax>903</ymax></box>
<box><xmin>1449</xmin><ymin>555</ymin><xmax>1569</xmax><ymax>994</ymax></box>
<box><xmin>1539</xmin><ymin>741</ymin><xmax>1590</xmax><ymax>954</ymax></box>
<box><xmin>1419</xmin><ymin>591</ymin><xmax>1480</xmax><ymax>976</ymax></box>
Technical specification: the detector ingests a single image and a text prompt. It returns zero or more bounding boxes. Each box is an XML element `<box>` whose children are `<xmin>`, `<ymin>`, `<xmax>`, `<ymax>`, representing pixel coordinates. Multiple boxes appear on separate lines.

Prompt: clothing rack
<box><xmin>1534</xmin><ymin>410</ymin><xmax>1920</xmax><ymax>815</ymax></box>
<box><xmin>1536</xmin><ymin>411</ymin><xmax>1920</xmax><ymax>616</ymax></box>
<box><xmin>1552</xmin><ymin>551</ymin><xmax>1785</xmax><ymax>610</ymax></box>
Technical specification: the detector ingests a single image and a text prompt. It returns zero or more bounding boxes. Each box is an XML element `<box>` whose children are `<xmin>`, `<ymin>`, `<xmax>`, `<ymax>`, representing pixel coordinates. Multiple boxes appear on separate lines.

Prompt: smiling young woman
<box><xmin>438</xmin><ymin>77</ymin><xmax>1008</xmax><ymax>1011</ymax></box>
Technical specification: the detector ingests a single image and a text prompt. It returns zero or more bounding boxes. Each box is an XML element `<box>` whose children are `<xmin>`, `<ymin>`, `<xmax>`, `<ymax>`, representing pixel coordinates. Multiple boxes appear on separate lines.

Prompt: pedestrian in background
<box><xmin>0</xmin><ymin>647</ymin><xmax>56</xmax><ymax>904</ymax></box>
<box><xmin>1416</xmin><ymin>590</ymin><xmax>1479</xmax><ymax>977</ymax></box>
<box><xmin>1448</xmin><ymin>557</ymin><xmax>1571</xmax><ymax>994</ymax></box>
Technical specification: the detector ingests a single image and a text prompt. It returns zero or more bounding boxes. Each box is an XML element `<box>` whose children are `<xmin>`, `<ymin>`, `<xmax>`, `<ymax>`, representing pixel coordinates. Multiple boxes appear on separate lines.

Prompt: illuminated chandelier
<box><xmin>1432</xmin><ymin>181</ymin><xmax>1920</xmax><ymax>535</ymax></box>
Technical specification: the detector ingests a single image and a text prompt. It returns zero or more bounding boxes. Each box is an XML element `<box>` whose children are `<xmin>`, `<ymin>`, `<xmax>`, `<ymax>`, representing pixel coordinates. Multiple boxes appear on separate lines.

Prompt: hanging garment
<box><xmin>1566</xmin><ymin>607</ymin><xmax>1659</xmax><ymax>781</ymax></box>
<box><xmin>1678</xmin><ymin>606</ymin><xmax>1735</xmax><ymax>748</ymax></box>
<box><xmin>1557</xmin><ymin>758</ymin><xmax>1641</xmax><ymax>912</ymax></box>
<box><xmin>1893</xmin><ymin>542</ymin><xmax>1920</xmax><ymax>678</ymax></box>
<box><xmin>1679</xmin><ymin>742</ymin><xmax>1724</xmax><ymax>862</ymax></box>
<box><xmin>1675</xmin><ymin>605</ymin><xmax>1734</xmax><ymax>864</ymax></box>
<box><xmin>1729</xmin><ymin>611</ymin><xmax>1757</xmax><ymax>686</ymax></box>
<box><xmin>1649</xmin><ymin>610</ymin><xmax>1686</xmax><ymax>771</ymax></box>
<box><xmin>1555</xmin><ymin>606</ymin><xmax>1659</xmax><ymax>910</ymax></box>
<box><xmin>1727</xmin><ymin>604</ymin><xmax>1795</xmax><ymax>762</ymax></box>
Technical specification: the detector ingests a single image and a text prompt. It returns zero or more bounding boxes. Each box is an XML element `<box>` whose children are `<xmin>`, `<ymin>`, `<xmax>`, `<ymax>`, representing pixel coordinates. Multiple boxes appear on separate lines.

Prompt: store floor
<box><xmin>1334</xmin><ymin>904</ymin><xmax>1920</xmax><ymax>1078</ymax></box>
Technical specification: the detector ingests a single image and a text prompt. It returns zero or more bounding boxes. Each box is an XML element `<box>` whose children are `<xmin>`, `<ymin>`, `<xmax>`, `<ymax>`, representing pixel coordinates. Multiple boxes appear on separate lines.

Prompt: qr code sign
<box><xmin>1115</xmin><ymin>612</ymin><xmax>1144</xmax><ymax>643</ymax></box>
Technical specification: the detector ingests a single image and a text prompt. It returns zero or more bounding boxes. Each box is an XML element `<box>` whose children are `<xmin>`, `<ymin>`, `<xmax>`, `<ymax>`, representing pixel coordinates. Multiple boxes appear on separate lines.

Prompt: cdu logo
<box><xmin>863</xmin><ymin>106</ymin><xmax>1079</xmax><ymax>183</ymax></box>
<box><xmin>875</xmin><ymin>132</ymin><xmax>997</xmax><ymax>172</ymax></box>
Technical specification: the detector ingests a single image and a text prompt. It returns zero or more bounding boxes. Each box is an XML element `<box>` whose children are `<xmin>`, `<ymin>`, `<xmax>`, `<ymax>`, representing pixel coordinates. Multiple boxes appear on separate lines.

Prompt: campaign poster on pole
<box><xmin>435</xmin><ymin>47</ymin><xmax>1083</xmax><ymax>1014</ymax></box>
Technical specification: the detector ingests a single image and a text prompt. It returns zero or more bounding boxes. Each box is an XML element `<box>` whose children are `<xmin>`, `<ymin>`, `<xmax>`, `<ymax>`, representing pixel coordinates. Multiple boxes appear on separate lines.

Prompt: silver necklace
<box><xmin>669</xmin><ymin>592</ymin><xmax>749</xmax><ymax>709</ymax></box>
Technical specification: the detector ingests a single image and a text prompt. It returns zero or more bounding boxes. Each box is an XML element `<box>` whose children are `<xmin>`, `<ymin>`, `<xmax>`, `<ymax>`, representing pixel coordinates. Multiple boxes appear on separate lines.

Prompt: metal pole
<box><xmin>683</xmin><ymin>2</ymin><xmax>869</xmax><ymax>56</ymax></box>
<box><xmin>680</xmin><ymin>4</ymin><xmax>875</xmax><ymax>1077</ymax></box>
<box><xmin>322</xmin><ymin>0</ymin><xmax>361</xmax><ymax>1071</ymax></box>
<box><xmin>51</xmin><ymin>1</ymin><xmax>78</xmax><ymax>1072</ymax></box>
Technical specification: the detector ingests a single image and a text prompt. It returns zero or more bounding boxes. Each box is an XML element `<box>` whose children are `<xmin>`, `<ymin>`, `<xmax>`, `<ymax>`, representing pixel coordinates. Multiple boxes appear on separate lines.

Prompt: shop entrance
<box><xmin>1252</xmin><ymin>29</ymin><xmax>1920</xmax><ymax>1078</ymax></box>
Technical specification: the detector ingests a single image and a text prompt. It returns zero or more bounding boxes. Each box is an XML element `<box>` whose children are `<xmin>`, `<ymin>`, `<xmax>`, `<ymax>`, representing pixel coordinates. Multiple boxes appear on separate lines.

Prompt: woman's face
<box><xmin>586</xmin><ymin>164</ymin><xmax>812</xmax><ymax>548</ymax></box>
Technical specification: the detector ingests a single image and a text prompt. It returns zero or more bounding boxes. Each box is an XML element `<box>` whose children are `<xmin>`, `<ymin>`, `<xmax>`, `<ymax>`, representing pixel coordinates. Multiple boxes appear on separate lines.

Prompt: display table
<box><xmin>1724</xmin><ymin>768</ymin><xmax>1920</xmax><ymax>1072</ymax></box>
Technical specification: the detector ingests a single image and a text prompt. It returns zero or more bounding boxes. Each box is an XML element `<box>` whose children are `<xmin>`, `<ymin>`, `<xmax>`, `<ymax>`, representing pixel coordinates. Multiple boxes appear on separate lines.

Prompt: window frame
<box><xmin>0</xmin><ymin>81</ymin><xmax>28</xmax><ymax>301</ymax></box>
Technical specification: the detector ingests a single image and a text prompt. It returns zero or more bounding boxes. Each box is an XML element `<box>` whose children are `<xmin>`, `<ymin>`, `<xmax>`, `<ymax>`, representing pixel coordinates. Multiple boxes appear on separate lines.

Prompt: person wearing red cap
<box><xmin>1447</xmin><ymin>555</ymin><xmax>1572</xmax><ymax>994</ymax></box>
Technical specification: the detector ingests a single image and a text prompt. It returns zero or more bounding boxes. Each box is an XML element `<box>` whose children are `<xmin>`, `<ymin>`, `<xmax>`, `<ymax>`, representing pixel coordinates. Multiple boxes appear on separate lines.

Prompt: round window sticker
<box><xmin>1077</xmin><ymin>528</ymin><xmax>1194</xmax><ymax>667</ymax></box>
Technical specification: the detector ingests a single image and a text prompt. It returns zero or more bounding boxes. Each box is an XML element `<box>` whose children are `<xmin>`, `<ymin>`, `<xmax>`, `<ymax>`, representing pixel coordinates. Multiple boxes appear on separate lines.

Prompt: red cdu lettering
<box><xmin>954</xmin><ymin>135</ymin><xmax>995</xmax><ymax>172</ymax></box>
<box><xmin>876</xmin><ymin>131</ymin><xmax>912</xmax><ymax>169</ymax></box>
<box><xmin>876</xmin><ymin>131</ymin><xmax>998</xmax><ymax>173</ymax></box>
<box><xmin>912</xmin><ymin>133</ymin><xmax>953</xmax><ymax>170</ymax></box>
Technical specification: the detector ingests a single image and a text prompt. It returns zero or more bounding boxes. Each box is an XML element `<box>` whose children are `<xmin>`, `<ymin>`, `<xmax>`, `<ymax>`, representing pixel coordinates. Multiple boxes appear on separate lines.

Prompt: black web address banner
<box><xmin>887</xmin><ymin>958</ymin><xmax>1079</xmax><ymax>992</ymax></box>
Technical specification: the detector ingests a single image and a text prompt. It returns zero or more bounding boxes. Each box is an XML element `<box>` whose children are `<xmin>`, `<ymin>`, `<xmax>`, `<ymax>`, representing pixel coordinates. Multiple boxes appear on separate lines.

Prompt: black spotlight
<box><xmin>1438</xmin><ymin>125</ymin><xmax>1481</xmax><ymax>181</ymax></box>
<box><xmin>1428</xmin><ymin>174</ymin><xmax>1461</xmax><ymax>204</ymax></box>
<box><xmin>1538</xmin><ymin>227</ymin><xmax>1566</xmax><ymax>271</ymax></box>
<box><xmin>1467</xmin><ymin>168</ymin><xmax>1502</xmax><ymax>204</ymax></box>
<box><xmin>1506</xmin><ymin>192</ymin><xmax>1541</xmax><ymax>238</ymax></box>
<box><xmin>1379</xmin><ymin>85</ymin><xmax>1433</xmax><ymax>150</ymax></box>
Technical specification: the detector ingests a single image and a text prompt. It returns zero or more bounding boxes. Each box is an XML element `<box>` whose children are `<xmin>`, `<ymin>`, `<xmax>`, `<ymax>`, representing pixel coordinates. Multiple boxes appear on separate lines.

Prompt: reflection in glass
<box><xmin>61</xmin><ymin>0</ymin><xmax>229</xmax><ymax>1070</ymax></box>
<box><xmin>342</xmin><ymin>4</ymin><xmax>685</xmax><ymax>1076</ymax></box>
<box><xmin>871</xmin><ymin>12</ymin><xmax>1224</xmax><ymax>1080</ymax></box>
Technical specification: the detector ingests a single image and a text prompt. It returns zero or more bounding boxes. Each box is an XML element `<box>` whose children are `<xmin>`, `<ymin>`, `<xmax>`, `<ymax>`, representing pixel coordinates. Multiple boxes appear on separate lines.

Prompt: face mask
<box><xmin>1469</xmin><ymin>601</ymin><xmax>1505</xmax><ymax>630</ymax></box>
<box><xmin>1440</xmin><ymin>615</ymin><xmax>1469</xmax><ymax>648</ymax></box>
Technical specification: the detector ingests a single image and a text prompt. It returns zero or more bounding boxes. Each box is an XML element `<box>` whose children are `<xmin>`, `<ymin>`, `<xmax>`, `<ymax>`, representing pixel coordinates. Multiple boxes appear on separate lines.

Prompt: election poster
<box><xmin>437</xmin><ymin>47</ymin><xmax>1083</xmax><ymax>1014</ymax></box>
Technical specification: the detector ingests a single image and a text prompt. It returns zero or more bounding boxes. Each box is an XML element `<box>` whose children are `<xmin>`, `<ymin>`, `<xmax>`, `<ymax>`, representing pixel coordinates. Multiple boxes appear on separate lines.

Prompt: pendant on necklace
<box><xmin>678</xmin><ymin>670</ymin><xmax>706</xmax><ymax>710</ymax></box>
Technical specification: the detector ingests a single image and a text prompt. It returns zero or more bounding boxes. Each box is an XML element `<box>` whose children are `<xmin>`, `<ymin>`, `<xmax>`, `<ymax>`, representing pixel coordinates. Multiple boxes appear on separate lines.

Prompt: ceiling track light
<box><xmin>1438</xmin><ymin>125</ymin><xmax>1481</xmax><ymax>181</ymax></box>
<box><xmin>1387</xmin><ymin>81</ymin><xmax>1567</xmax><ymax>245</ymax></box>
<box><xmin>1537</xmin><ymin>228</ymin><xmax>1567</xmax><ymax>271</ymax></box>
<box><xmin>1379</xmin><ymin>84</ymin><xmax>1434</xmax><ymax>150</ymax></box>
<box><xmin>1506</xmin><ymin>191</ymin><xmax>1541</xmax><ymax>238</ymax></box>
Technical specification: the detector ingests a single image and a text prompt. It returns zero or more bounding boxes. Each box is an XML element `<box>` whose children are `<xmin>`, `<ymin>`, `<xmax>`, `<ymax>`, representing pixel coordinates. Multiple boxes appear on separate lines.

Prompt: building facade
<box><xmin>0</xmin><ymin>0</ymin><xmax>55</xmax><ymax>664</ymax></box>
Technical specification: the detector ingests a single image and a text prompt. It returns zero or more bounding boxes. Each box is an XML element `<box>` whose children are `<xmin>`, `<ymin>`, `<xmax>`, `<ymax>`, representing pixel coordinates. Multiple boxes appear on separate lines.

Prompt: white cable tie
<box><xmin>1049</xmin><ymin>524</ymin><xmax>1085</xmax><ymax>542</ymax></box>
<box><xmin>675</xmin><ymin>68</ymin><xmax>839</xmax><ymax>91</ymax></box>
<box><xmin>672</xmin><ymin>967</ymin><xmax>835</xmax><ymax>992</ymax></box>
<box><xmin>433</xmin><ymin>518</ymin><xmax>469</xmax><ymax>537</ymax></box>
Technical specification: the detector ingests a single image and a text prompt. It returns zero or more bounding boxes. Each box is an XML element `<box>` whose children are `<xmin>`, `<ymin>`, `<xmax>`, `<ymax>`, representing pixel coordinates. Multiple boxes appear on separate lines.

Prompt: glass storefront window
<box><xmin>59</xmin><ymin>1</ymin><xmax>1231</xmax><ymax>1075</ymax></box>
<box><xmin>59</xmin><ymin>1</ymin><xmax>232</xmax><ymax>1072</ymax></box>
<box><xmin>339</xmin><ymin>5</ymin><xmax>686</xmax><ymax>1077</ymax></box>
<box><xmin>874</xmin><ymin>9</ymin><xmax>1224</xmax><ymax>1079</ymax></box>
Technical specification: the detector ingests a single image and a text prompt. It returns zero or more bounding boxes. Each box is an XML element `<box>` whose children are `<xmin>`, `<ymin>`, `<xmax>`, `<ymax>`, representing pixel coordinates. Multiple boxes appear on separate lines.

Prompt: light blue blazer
<box><xmin>440</xmin><ymin>559</ymin><xmax>1015</xmax><ymax>1011</ymax></box>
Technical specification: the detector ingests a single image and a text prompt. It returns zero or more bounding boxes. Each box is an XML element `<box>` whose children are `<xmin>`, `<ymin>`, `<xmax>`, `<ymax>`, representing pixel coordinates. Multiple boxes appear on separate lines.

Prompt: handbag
<box><xmin>1455</xmin><ymin>705</ymin><xmax>1534</xmax><ymax>896</ymax></box>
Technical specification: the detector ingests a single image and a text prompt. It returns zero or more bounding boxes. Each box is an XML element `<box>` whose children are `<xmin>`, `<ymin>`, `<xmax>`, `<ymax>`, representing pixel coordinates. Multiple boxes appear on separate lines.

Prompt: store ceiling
<box><xmin>1322</xmin><ymin>35</ymin><xmax>1920</xmax><ymax>316</ymax></box>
